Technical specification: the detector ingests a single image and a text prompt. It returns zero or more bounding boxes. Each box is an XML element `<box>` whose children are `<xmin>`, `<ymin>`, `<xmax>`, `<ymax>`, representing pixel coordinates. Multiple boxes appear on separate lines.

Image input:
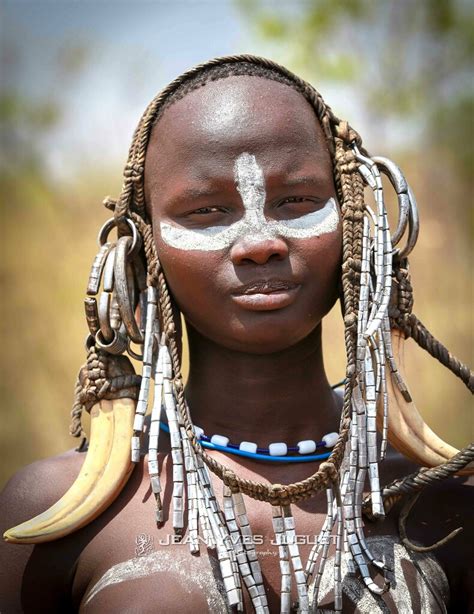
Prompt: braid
<box><xmin>107</xmin><ymin>53</ymin><xmax>472</xmax><ymax>505</ymax></box>
<box><xmin>108</xmin><ymin>54</ymin><xmax>368</xmax><ymax>502</ymax></box>
<box><xmin>71</xmin><ymin>54</ymin><xmax>474</xmax><ymax>609</ymax></box>
<box><xmin>113</xmin><ymin>55</ymin><xmax>363</xmax><ymax>223</ymax></box>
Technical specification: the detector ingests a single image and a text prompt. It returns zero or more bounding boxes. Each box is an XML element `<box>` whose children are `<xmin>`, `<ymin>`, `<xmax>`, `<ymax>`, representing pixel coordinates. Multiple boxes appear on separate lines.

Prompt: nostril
<box><xmin>240</xmin><ymin>252</ymin><xmax>285</xmax><ymax>266</ymax></box>
<box><xmin>230</xmin><ymin>236</ymin><xmax>289</xmax><ymax>266</ymax></box>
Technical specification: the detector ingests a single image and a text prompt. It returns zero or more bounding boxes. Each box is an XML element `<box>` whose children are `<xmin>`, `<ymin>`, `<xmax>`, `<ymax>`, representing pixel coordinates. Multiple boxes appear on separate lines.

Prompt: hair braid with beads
<box><xmin>102</xmin><ymin>54</ymin><xmax>472</xmax><ymax>506</ymax></box>
<box><xmin>111</xmin><ymin>56</ymin><xmax>371</xmax><ymax>502</ymax></box>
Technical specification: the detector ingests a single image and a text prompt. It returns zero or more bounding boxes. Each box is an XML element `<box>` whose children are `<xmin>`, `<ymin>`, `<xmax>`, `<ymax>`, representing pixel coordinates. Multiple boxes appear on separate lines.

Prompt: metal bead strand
<box><xmin>132</xmin><ymin>287</ymin><xmax>157</xmax><ymax>435</ymax></box>
<box><xmin>162</xmin><ymin>345</ymin><xmax>185</xmax><ymax>531</ymax></box>
<box><xmin>148</xmin><ymin>342</ymin><xmax>165</xmax><ymax>521</ymax></box>
<box><xmin>372</xmin><ymin>329</ymin><xmax>389</xmax><ymax>461</ymax></box>
<box><xmin>305</xmin><ymin>488</ymin><xmax>334</xmax><ymax>581</ymax></box>
<box><xmin>333</xmin><ymin>486</ymin><xmax>344</xmax><ymax>612</ymax></box>
<box><xmin>355</xmin><ymin>147</ymin><xmax>393</xmax><ymax>339</ymax></box>
<box><xmin>232</xmin><ymin>493</ymin><xmax>268</xmax><ymax>611</ymax></box>
<box><xmin>181</xmin><ymin>428</ymin><xmax>200</xmax><ymax>553</ymax></box>
<box><xmin>130</xmin><ymin>287</ymin><xmax>157</xmax><ymax>463</ymax></box>
<box><xmin>271</xmin><ymin>506</ymin><xmax>292</xmax><ymax>614</ymax></box>
<box><xmin>355</xmin><ymin>214</ymin><xmax>371</xmax><ymax>378</ymax></box>
<box><xmin>308</xmin><ymin>489</ymin><xmax>334</xmax><ymax>607</ymax></box>
<box><xmin>280</xmin><ymin>505</ymin><xmax>309</xmax><ymax>613</ymax></box>
<box><xmin>363</xmin><ymin>349</ymin><xmax>383</xmax><ymax>518</ymax></box>
<box><xmin>195</xmin><ymin>458</ymin><xmax>243</xmax><ymax>609</ymax></box>
<box><xmin>223</xmin><ymin>488</ymin><xmax>268</xmax><ymax>613</ymax></box>
<box><xmin>196</xmin><ymin>488</ymin><xmax>214</xmax><ymax>548</ymax></box>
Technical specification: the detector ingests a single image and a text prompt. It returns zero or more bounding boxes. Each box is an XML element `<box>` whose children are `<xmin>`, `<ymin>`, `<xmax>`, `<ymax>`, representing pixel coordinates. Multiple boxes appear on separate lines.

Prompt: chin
<box><xmin>220</xmin><ymin>315</ymin><xmax>320</xmax><ymax>355</ymax></box>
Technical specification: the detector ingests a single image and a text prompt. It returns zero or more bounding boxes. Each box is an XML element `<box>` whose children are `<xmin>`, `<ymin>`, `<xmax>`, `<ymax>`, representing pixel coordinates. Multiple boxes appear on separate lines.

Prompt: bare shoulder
<box><xmin>3</xmin><ymin>447</ymin><xmax>85</xmax><ymax>501</ymax></box>
<box><xmin>0</xmin><ymin>448</ymin><xmax>86</xmax><ymax>613</ymax></box>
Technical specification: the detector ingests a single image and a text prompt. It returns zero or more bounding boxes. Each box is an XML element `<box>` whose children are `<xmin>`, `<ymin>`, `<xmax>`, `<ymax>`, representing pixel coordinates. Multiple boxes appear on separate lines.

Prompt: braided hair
<box><xmin>99</xmin><ymin>54</ymin><xmax>471</xmax><ymax>504</ymax></box>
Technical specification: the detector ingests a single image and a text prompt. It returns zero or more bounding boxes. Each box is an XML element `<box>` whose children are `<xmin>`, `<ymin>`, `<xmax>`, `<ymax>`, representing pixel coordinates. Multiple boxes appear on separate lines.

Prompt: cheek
<box><xmin>156</xmin><ymin>236</ymin><xmax>221</xmax><ymax>311</ymax></box>
<box><xmin>303</xmin><ymin>228</ymin><xmax>342</xmax><ymax>307</ymax></box>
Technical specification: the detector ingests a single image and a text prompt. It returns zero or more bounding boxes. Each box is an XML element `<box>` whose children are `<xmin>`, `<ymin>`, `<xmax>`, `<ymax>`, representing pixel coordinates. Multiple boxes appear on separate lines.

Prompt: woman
<box><xmin>1</xmin><ymin>56</ymin><xmax>472</xmax><ymax>613</ymax></box>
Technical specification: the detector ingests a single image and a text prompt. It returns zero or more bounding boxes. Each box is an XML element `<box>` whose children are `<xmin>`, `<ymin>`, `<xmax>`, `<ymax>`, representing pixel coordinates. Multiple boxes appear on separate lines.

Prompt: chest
<box><xmin>75</xmin><ymin>484</ymin><xmax>448</xmax><ymax>613</ymax></box>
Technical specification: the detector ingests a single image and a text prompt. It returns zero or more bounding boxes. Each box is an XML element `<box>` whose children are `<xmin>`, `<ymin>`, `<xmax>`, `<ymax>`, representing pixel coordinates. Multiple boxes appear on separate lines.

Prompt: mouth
<box><xmin>231</xmin><ymin>279</ymin><xmax>301</xmax><ymax>311</ymax></box>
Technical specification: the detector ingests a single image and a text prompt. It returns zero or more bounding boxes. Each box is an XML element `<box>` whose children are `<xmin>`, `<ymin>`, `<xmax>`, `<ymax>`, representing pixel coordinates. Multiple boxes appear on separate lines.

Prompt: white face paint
<box><xmin>160</xmin><ymin>152</ymin><xmax>339</xmax><ymax>251</ymax></box>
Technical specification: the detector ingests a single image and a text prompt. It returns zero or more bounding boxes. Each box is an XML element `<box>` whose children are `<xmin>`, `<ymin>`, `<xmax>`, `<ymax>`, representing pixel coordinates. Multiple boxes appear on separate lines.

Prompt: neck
<box><xmin>184</xmin><ymin>324</ymin><xmax>340</xmax><ymax>448</ymax></box>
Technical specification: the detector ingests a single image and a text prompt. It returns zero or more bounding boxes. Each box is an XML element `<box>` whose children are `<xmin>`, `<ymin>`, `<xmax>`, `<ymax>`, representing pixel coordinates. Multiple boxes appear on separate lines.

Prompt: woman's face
<box><xmin>145</xmin><ymin>76</ymin><xmax>342</xmax><ymax>354</ymax></box>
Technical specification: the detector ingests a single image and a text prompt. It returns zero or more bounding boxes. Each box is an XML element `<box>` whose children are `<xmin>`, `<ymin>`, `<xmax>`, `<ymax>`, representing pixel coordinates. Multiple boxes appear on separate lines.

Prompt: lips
<box><xmin>231</xmin><ymin>279</ymin><xmax>301</xmax><ymax>311</ymax></box>
<box><xmin>239</xmin><ymin>279</ymin><xmax>298</xmax><ymax>295</ymax></box>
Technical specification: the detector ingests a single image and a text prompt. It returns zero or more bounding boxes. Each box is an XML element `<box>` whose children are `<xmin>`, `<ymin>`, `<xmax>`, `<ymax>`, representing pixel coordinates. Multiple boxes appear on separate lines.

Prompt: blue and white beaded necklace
<box><xmin>159</xmin><ymin>421</ymin><xmax>339</xmax><ymax>462</ymax></box>
<box><xmin>159</xmin><ymin>378</ymin><xmax>344</xmax><ymax>463</ymax></box>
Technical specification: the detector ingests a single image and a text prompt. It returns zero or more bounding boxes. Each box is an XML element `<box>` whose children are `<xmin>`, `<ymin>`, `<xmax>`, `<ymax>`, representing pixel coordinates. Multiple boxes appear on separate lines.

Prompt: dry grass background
<box><xmin>1</xmin><ymin>146</ymin><xmax>472</xmax><ymax>488</ymax></box>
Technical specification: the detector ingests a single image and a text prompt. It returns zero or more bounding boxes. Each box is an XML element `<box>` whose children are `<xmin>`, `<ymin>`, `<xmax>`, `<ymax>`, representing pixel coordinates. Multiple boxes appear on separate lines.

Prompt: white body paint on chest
<box><xmin>315</xmin><ymin>535</ymin><xmax>449</xmax><ymax>612</ymax></box>
<box><xmin>160</xmin><ymin>152</ymin><xmax>339</xmax><ymax>251</ymax></box>
<box><xmin>83</xmin><ymin>550</ymin><xmax>230</xmax><ymax>612</ymax></box>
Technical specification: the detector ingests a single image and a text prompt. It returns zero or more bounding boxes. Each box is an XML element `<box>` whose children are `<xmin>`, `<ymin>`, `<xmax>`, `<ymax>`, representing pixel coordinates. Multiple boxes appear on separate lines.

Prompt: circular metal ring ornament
<box><xmin>98</xmin><ymin>291</ymin><xmax>114</xmax><ymax>342</ymax></box>
<box><xmin>85</xmin><ymin>333</ymin><xmax>95</xmax><ymax>351</ymax></box>
<box><xmin>127</xmin><ymin>339</ymin><xmax>144</xmax><ymax>361</ymax></box>
<box><xmin>102</xmin><ymin>246</ymin><xmax>116</xmax><ymax>292</ymax></box>
<box><xmin>84</xmin><ymin>297</ymin><xmax>100</xmax><ymax>336</ymax></box>
<box><xmin>371</xmin><ymin>156</ymin><xmax>409</xmax><ymax>248</ymax></box>
<box><xmin>86</xmin><ymin>242</ymin><xmax>114</xmax><ymax>296</ymax></box>
<box><xmin>133</xmin><ymin>253</ymin><xmax>147</xmax><ymax>293</ymax></box>
<box><xmin>95</xmin><ymin>328</ymin><xmax>128</xmax><ymax>355</ymax></box>
<box><xmin>98</xmin><ymin>217</ymin><xmax>140</xmax><ymax>255</ymax></box>
<box><xmin>109</xmin><ymin>294</ymin><xmax>122</xmax><ymax>331</ymax></box>
<box><xmin>138</xmin><ymin>289</ymin><xmax>148</xmax><ymax>337</ymax></box>
<box><xmin>114</xmin><ymin>236</ymin><xmax>143</xmax><ymax>344</ymax></box>
<box><xmin>397</xmin><ymin>186</ymin><xmax>419</xmax><ymax>260</ymax></box>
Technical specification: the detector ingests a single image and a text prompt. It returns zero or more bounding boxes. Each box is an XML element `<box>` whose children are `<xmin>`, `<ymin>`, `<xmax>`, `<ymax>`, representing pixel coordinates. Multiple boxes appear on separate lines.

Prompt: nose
<box><xmin>230</xmin><ymin>234</ymin><xmax>289</xmax><ymax>266</ymax></box>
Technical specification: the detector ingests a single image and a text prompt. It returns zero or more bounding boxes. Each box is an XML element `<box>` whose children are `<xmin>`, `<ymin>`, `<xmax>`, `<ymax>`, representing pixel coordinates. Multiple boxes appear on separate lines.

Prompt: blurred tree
<box><xmin>0</xmin><ymin>38</ymin><xmax>105</xmax><ymax>485</ymax></box>
<box><xmin>238</xmin><ymin>0</ymin><xmax>473</xmax><ymax>177</ymax></box>
<box><xmin>0</xmin><ymin>39</ymin><xmax>89</xmax><ymax>189</ymax></box>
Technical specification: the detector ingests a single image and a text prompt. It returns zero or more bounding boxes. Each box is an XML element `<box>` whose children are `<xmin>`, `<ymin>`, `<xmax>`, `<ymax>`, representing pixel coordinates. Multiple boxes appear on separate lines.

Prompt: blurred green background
<box><xmin>1</xmin><ymin>0</ymin><xmax>473</xmax><ymax>487</ymax></box>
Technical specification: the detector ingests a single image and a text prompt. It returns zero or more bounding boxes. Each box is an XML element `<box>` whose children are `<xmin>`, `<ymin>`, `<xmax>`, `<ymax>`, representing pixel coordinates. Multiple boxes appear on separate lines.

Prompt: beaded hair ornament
<box><xmin>5</xmin><ymin>55</ymin><xmax>473</xmax><ymax>613</ymax></box>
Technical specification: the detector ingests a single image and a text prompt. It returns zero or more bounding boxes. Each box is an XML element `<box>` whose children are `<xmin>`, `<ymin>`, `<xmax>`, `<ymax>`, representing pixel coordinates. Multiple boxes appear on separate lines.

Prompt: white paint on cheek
<box><xmin>160</xmin><ymin>151</ymin><xmax>339</xmax><ymax>251</ymax></box>
<box><xmin>159</xmin><ymin>222</ymin><xmax>239</xmax><ymax>251</ymax></box>
<box><xmin>277</xmin><ymin>197</ymin><xmax>339</xmax><ymax>238</ymax></box>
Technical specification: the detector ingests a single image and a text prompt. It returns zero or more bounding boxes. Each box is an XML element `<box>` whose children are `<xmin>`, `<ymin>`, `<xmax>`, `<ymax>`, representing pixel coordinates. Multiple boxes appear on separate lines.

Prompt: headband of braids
<box><xmin>5</xmin><ymin>55</ymin><xmax>473</xmax><ymax>613</ymax></box>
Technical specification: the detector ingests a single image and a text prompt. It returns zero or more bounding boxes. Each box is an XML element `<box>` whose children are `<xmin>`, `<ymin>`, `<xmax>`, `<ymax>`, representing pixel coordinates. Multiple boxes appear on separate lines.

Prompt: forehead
<box><xmin>144</xmin><ymin>76</ymin><xmax>333</xmax><ymax>203</ymax></box>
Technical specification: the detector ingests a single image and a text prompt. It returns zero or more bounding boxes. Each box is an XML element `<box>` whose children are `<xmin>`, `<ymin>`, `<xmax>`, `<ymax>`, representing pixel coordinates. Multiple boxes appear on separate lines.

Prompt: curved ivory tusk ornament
<box><xmin>383</xmin><ymin>328</ymin><xmax>474</xmax><ymax>475</ymax></box>
<box><xmin>3</xmin><ymin>398</ymin><xmax>136</xmax><ymax>544</ymax></box>
<box><xmin>4</xmin><ymin>330</ymin><xmax>472</xmax><ymax>545</ymax></box>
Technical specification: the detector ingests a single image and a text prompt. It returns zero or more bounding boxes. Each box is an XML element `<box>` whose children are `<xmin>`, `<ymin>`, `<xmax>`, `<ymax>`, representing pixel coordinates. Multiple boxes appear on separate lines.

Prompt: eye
<box><xmin>276</xmin><ymin>196</ymin><xmax>323</xmax><ymax>218</ymax></box>
<box><xmin>192</xmin><ymin>206</ymin><xmax>225</xmax><ymax>215</ymax></box>
<box><xmin>184</xmin><ymin>205</ymin><xmax>233</xmax><ymax>228</ymax></box>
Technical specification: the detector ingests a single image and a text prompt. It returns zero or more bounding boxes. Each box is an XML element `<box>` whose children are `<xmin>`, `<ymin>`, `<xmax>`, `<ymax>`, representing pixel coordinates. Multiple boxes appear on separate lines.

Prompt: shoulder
<box><xmin>0</xmin><ymin>448</ymin><xmax>86</xmax><ymax>613</ymax></box>
<box><xmin>1</xmin><ymin>447</ymin><xmax>86</xmax><ymax>537</ymax></box>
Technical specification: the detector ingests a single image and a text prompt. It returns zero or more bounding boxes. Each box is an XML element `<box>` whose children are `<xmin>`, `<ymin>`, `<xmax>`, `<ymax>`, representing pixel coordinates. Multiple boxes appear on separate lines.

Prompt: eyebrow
<box><xmin>282</xmin><ymin>174</ymin><xmax>327</xmax><ymax>188</ymax></box>
<box><xmin>166</xmin><ymin>186</ymin><xmax>225</xmax><ymax>208</ymax></box>
<box><xmin>167</xmin><ymin>174</ymin><xmax>327</xmax><ymax>208</ymax></box>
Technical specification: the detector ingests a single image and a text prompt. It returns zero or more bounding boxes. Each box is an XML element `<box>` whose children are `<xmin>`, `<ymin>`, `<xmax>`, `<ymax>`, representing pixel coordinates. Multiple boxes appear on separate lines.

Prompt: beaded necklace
<box><xmin>159</xmin><ymin>421</ymin><xmax>338</xmax><ymax>462</ymax></box>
